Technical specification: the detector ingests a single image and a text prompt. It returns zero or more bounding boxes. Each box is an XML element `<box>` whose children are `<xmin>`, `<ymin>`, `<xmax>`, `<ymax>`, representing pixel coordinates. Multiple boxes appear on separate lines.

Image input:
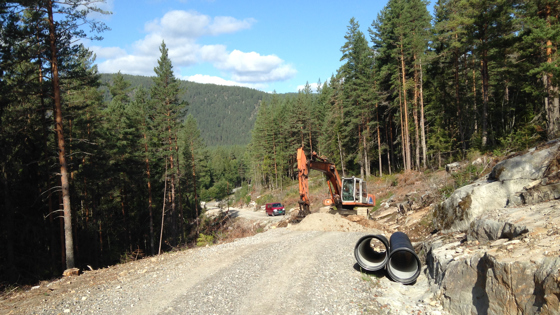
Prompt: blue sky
<box><xmin>87</xmin><ymin>0</ymin><xmax>427</xmax><ymax>94</ymax></box>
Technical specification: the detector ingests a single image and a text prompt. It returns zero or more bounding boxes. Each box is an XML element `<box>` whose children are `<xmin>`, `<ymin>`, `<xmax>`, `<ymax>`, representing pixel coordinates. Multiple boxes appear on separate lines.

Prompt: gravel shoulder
<box><xmin>1</xmin><ymin>215</ymin><xmax>447</xmax><ymax>315</ymax></box>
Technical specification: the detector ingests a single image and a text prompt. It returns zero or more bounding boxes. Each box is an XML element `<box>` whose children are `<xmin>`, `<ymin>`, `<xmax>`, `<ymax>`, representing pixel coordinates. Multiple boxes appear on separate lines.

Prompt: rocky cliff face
<box><xmin>426</xmin><ymin>141</ymin><xmax>560</xmax><ymax>315</ymax></box>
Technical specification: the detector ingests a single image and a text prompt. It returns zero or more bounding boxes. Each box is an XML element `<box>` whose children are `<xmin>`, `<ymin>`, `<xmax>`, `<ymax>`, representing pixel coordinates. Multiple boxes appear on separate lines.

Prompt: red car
<box><xmin>265</xmin><ymin>203</ymin><xmax>286</xmax><ymax>216</ymax></box>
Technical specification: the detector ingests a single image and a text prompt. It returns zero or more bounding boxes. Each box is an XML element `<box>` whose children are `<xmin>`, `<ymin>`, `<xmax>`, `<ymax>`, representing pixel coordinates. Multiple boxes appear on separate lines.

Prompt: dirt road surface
<box><xmin>204</xmin><ymin>204</ymin><xmax>287</xmax><ymax>222</ymax></box>
<box><xmin>1</xmin><ymin>216</ymin><xmax>446</xmax><ymax>315</ymax></box>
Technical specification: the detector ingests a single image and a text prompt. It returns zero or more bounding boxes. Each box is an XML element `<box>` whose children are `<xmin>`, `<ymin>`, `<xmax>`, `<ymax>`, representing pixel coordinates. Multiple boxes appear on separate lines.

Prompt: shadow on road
<box><xmin>227</xmin><ymin>209</ymin><xmax>240</xmax><ymax>218</ymax></box>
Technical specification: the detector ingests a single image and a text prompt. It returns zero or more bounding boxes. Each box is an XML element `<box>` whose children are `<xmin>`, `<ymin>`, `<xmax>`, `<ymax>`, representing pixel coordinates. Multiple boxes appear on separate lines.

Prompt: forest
<box><xmin>99</xmin><ymin>73</ymin><xmax>270</xmax><ymax>147</ymax></box>
<box><xmin>250</xmin><ymin>0</ymin><xmax>560</xmax><ymax>190</ymax></box>
<box><xmin>0</xmin><ymin>0</ymin><xmax>251</xmax><ymax>286</ymax></box>
<box><xmin>1</xmin><ymin>0</ymin><xmax>559</xmax><ymax>288</ymax></box>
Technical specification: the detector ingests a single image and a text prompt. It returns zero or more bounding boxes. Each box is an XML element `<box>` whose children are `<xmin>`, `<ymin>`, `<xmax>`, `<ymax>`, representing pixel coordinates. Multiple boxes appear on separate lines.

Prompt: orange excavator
<box><xmin>297</xmin><ymin>147</ymin><xmax>375</xmax><ymax>218</ymax></box>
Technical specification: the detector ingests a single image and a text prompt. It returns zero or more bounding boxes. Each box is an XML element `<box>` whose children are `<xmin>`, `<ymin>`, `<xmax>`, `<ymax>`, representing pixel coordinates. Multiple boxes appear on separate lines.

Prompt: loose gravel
<box><xmin>2</xmin><ymin>227</ymin><xmax>448</xmax><ymax>315</ymax></box>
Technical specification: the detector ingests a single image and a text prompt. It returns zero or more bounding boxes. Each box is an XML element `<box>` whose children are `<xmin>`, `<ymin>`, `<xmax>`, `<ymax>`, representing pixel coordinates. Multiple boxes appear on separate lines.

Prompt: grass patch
<box><xmin>196</xmin><ymin>233</ymin><xmax>215</xmax><ymax>247</ymax></box>
<box><xmin>370</xmin><ymin>193</ymin><xmax>393</xmax><ymax>214</ymax></box>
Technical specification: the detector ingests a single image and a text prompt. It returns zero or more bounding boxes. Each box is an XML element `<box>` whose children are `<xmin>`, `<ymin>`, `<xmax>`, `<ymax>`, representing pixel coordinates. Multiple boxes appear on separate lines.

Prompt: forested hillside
<box><xmin>249</xmin><ymin>0</ymin><xmax>560</xmax><ymax>191</ymax></box>
<box><xmin>0</xmin><ymin>1</ymin><xmax>253</xmax><ymax>287</ymax></box>
<box><xmin>100</xmin><ymin>73</ymin><xmax>269</xmax><ymax>146</ymax></box>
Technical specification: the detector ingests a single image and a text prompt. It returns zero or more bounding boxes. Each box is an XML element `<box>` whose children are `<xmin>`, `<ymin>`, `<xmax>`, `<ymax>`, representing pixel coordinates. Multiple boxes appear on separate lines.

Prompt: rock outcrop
<box><xmin>425</xmin><ymin>141</ymin><xmax>560</xmax><ymax>315</ymax></box>
<box><xmin>433</xmin><ymin>141</ymin><xmax>560</xmax><ymax>232</ymax></box>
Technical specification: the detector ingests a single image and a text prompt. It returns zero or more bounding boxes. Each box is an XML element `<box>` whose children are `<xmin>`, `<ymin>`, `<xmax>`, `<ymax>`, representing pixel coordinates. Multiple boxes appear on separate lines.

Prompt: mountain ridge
<box><xmin>100</xmin><ymin>73</ymin><xmax>273</xmax><ymax>147</ymax></box>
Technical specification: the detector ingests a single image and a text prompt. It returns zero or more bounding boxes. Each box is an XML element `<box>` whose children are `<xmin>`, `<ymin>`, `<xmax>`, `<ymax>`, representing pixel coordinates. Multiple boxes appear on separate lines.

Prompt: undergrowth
<box><xmin>439</xmin><ymin>163</ymin><xmax>485</xmax><ymax>198</ymax></box>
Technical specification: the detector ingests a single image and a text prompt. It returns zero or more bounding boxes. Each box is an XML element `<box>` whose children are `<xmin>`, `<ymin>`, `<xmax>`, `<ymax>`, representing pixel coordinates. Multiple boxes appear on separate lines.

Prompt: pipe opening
<box><xmin>388</xmin><ymin>250</ymin><xmax>419</xmax><ymax>280</ymax></box>
<box><xmin>354</xmin><ymin>235</ymin><xmax>389</xmax><ymax>271</ymax></box>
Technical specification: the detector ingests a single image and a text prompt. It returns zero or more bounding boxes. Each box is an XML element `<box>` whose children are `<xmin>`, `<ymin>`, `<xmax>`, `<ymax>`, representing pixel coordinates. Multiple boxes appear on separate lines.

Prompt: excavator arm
<box><xmin>297</xmin><ymin>147</ymin><xmax>343</xmax><ymax>217</ymax></box>
<box><xmin>297</xmin><ymin>148</ymin><xmax>310</xmax><ymax>217</ymax></box>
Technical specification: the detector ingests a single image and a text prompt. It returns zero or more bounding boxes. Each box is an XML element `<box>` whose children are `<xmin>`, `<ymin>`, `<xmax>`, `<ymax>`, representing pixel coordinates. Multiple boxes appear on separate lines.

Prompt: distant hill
<box><xmin>100</xmin><ymin>73</ymin><xmax>272</xmax><ymax>146</ymax></box>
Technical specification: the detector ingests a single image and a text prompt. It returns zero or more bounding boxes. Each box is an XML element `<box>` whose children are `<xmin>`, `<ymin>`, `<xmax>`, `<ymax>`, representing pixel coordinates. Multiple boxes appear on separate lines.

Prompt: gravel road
<box><xmin>204</xmin><ymin>206</ymin><xmax>286</xmax><ymax>222</ymax></box>
<box><xmin>3</xmin><ymin>228</ymin><xmax>447</xmax><ymax>315</ymax></box>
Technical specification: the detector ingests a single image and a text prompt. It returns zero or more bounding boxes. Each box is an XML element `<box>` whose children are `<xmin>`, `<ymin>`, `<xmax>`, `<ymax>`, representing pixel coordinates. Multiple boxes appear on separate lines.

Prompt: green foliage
<box><xmin>451</xmin><ymin>164</ymin><xmax>482</xmax><ymax>188</ymax></box>
<box><xmin>256</xmin><ymin>194</ymin><xmax>275</xmax><ymax>206</ymax></box>
<box><xmin>498</xmin><ymin>124</ymin><xmax>543</xmax><ymax>153</ymax></box>
<box><xmin>439</xmin><ymin>183</ymin><xmax>456</xmax><ymax>199</ymax></box>
<box><xmin>100</xmin><ymin>73</ymin><xmax>270</xmax><ymax>146</ymax></box>
<box><xmin>196</xmin><ymin>233</ymin><xmax>214</xmax><ymax>247</ymax></box>
<box><xmin>234</xmin><ymin>183</ymin><xmax>251</xmax><ymax>204</ymax></box>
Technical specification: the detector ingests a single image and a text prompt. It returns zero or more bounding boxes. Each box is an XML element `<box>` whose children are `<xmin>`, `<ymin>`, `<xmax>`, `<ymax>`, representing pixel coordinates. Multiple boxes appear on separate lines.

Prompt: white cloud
<box><xmin>97</xmin><ymin>55</ymin><xmax>156</xmax><ymax>76</ymax></box>
<box><xmin>214</xmin><ymin>50</ymin><xmax>297</xmax><ymax>82</ymax></box>
<box><xmin>145</xmin><ymin>10</ymin><xmax>255</xmax><ymax>39</ymax></box>
<box><xmin>89</xmin><ymin>46</ymin><xmax>127</xmax><ymax>59</ymax></box>
<box><xmin>208</xmin><ymin>16</ymin><xmax>256</xmax><ymax>35</ymax></box>
<box><xmin>92</xmin><ymin>10</ymin><xmax>295</xmax><ymax>87</ymax></box>
<box><xmin>184</xmin><ymin>74</ymin><xmax>265</xmax><ymax>90</ymax></box>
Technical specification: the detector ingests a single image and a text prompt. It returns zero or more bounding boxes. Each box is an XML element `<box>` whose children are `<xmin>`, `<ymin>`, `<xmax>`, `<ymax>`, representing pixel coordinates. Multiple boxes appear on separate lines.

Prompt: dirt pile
<box><xmin>289</xmin><ymin>213</ymin><xmax>371</xmax><ymax>232</ymax></box>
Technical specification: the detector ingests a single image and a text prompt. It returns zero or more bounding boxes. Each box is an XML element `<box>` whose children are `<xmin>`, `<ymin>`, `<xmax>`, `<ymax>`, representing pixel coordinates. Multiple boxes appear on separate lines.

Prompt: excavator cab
<box><xmin>342</xmin><ymin>177</ymin><xmax>370</xmax><ymax>204</ymax></box>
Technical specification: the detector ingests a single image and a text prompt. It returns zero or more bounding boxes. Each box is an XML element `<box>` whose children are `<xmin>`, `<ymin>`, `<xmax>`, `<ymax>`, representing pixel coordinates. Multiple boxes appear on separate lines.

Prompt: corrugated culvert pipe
<box><xmin>386</xmin><ymin>231</ymin><xmax>421</xmax><ymax>284</ymax></box>
<box><xmin>354</xmin><ymin>235</ymin><xmax>389</xmax><ymax>271</ymax></box>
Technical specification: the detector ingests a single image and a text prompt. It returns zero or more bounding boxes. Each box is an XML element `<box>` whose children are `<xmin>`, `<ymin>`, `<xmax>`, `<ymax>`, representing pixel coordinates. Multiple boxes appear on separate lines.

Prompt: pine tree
<box><xmin>151</xmin><ymin>41</ymin><xmax>185</xmax><ymax>246</ymax></box>
<box><xmin>129</xmin><ymin>86</ymin><xmax>157</xmax><ymax>255</ymax></box>
<box><xmin>519</xmin><ymin>0</ymin><xmax>560</xmax><ymax>139</ymax></box>
<box><xmin>40</xmin><ymin>0</ymin><xmax>108</xmax><ymax>270</ymax></box>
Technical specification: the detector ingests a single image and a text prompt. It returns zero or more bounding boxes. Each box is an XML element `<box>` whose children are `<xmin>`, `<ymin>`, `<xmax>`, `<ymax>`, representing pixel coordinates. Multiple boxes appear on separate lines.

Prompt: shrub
<box><xmin>196</xmin><ymin>233</ymin><xmax>214</xmax><ymax>247</ymax></box>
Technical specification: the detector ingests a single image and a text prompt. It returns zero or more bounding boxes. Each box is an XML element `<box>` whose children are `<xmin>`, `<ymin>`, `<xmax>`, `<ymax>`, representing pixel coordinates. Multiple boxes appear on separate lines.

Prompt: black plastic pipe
<box><xmin>386</xmin><ymin>231</ymin><xmax>421</xmax><ymax>284</ymax></box>
<box><xmin>354</xmin><ymin>234</ymin><xmax>389</xmax><ymax>272</ymax></box>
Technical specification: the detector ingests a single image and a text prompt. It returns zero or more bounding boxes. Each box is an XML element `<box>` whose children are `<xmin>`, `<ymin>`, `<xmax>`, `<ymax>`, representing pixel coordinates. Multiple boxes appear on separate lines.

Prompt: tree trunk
<box><xmin>376</xmin><ymin>103</ymin><xmax>383</xmax><ymax>177</ymax></box>
<box><xmin>455</xmin><ymin>46</ymin><xmax>465</xmax><ymax>152</ymax></box>
<box><xmin>399</xmin><ymin>87</ymin><xmax>406</xmax><ymax>171</ymax></box>
<box><xmin>400</xmin><ymin>43</ymin><xmax>411</xmax><ymax>171</ymax></box>
<box><xmin>481</xmin><ymin>38</ymin><xmax>489</xmax><ymax>148</ymax></box>
<box><xmin>47</xmin><ymin>0</ymin><xmax>74</xmax><ymax>270</ymax></box>
<box><xmin>120</xmin><ymin>187</ymin><xmax>131</xmax><ymax>252</ymax></box>
<box><xmin>545</xmin><ymin>29</ymin><xmax>560</xmax><ymax>138</ymax></box>
<box><xmin>191</xmin><ymin>140</ymin><xmax>199</xmax><ymax>235</ymax></box>
<box><xmin>385</xmin><ymin>114</ymin><xmax>395</xmax><ymax>175</ymax></box>
<box><xmin>473</xmin><ymin>61</ymin><xmax>478</xmax><ymax>133</ymax></box>
<box><xmin>337</xmin><ymin>131</ymin><xmax>345</xmax><ymax>177</ymax></box>
<box><xmin>167</xmin><ymin>121</ymin><xmax>176</xmax><ymax>244</ymax></box>
<box><xmin>359</xmin><ymin>127</ymin><xmax>364</xmax><ymax>179</ymax></box>
<box><xmin>365</xmin><ymin>123</ymin><xmax>371</xmax><ymax>178</ymax></box>
<box><xmin>144</xmin><ymin>131</ymin><xmax>155</xmax><ymax>255</ymax></box>
<box><xmin>413</xmin><ymin>57</ymin><xmax>420</xmax><ymax>170</ymax></box>
<box><xmin>2</xmin><ymin>165</ymin><xmax>15</xmax><ymax>279</ymax></box>
<box><xmin>419</xmin><ymin>58</ymin><xmax>427</xmax><ymax>169</ymax></box>
<box><xmin>174</xmin><ymin>133</ymin><xmax>184</xmax><ymax>243</ymax></box>
<box><xmin>159</xmin><ymin>160</ymin><xmax>168</xmax><ymax>255</ymax></box>
<box><xmin>273</xmin><ymin>134</ymin><xmax>278</xmax><ymax>189</ymax></box>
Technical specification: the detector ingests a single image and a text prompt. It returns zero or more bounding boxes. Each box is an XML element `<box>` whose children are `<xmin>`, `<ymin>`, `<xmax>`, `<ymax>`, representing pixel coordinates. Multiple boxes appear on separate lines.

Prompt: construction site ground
<box><xmin>0</xmin><ymin>170</ymin><xmax>451</xmax><ymax>315</ymax></box>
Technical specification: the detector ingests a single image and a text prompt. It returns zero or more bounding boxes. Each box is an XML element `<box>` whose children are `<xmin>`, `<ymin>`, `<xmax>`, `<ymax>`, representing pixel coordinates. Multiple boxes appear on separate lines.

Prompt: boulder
<box><xmin>433</xmin><ymin>142</ymin><xmax>560</xmax><ymax>232</ymax></box>
<box><xmin>446</xmin><ymin>162</ymin><xmax>462</xmax><ymax>173</ymax></box>
<box><xmin>425</xmin><ymin>199</ymin><xmax>560</xmax><ymax>315</ymax></box>
<box><xmin>431</xmin><ymin>250</ymin><xmax>560</xmax><ymax>315</ymax></box>
<box><xmin>517</xmin><ymin>182</ymin><xmax>560</xmax><ymax>205</ymax></box>
<box><xmin>425</xmin><ymin>142</ymin><xmax>560</xmax><ymax>314</ymax></box>
<box><xmin>397</xmin><ymin>200</ymin><xmax>412</xmax><ymax>214</ymax></box>
<box><xmin>488</xmin><ymin>143</ymin><xmax>559</xmax><ymax>182</ymax></box>
<box><xmin>433</xmin><ymin>178</ymin><xmax>529</xmax><ymax>232</ymax></box>
<box><xmin>63</xmin><ymin>268</ymin><xmax>80</xmax><ymax>277</ymax></box>
<box><xmin>467</xmin><ymin>219</ymin><xmax>528</xmax><ymax>243</ymax></box>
